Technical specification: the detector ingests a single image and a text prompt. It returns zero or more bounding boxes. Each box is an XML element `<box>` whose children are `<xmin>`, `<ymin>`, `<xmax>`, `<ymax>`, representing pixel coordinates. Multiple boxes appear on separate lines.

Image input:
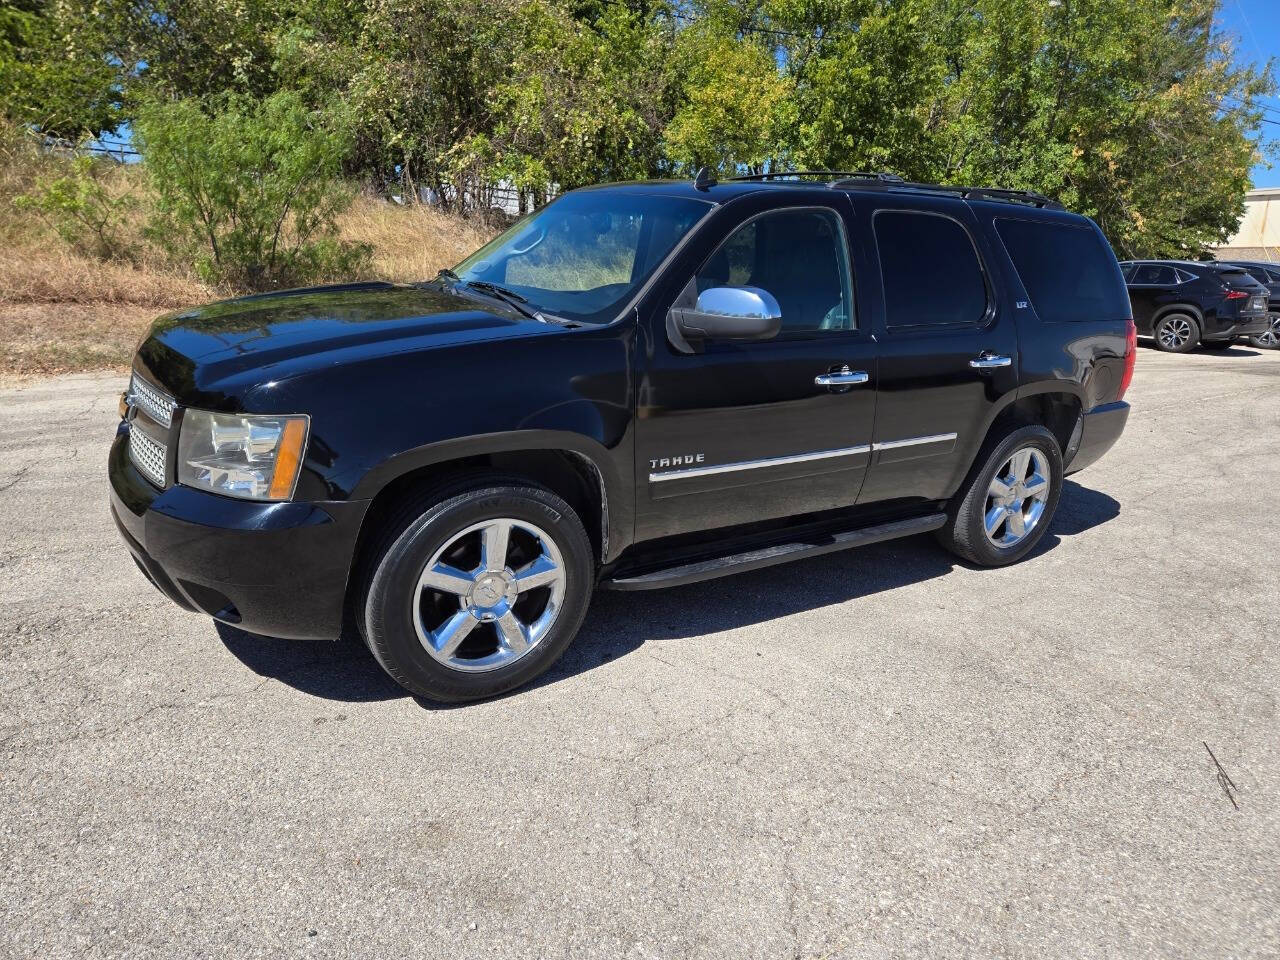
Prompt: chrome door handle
<box><xmin>815</xmin><ymin>366</ymin><xmax>870</xmax><ymax>387</ymax></box>
<box><xmin>969</xmin><ymin>353</ymin><xmax>1012</xmax><ymax>369</ymax></box>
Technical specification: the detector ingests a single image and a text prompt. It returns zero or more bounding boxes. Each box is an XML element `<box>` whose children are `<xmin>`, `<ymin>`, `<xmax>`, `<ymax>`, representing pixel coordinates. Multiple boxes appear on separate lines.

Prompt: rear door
<box><xmin>633</xmin><ymin>191</ymin><xmax>878</xmax><ymax>542</ymax></box>
<box><xmin>849</xmin><ymin>193</ymin><xmax>1019</xmax><ymax>509</ymax></box>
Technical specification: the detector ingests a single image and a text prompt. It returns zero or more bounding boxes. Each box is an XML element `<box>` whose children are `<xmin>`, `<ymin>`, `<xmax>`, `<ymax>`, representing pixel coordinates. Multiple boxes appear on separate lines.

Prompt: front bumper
<box><xmin>1065</xmin><ymin>400</ymin><xmax>1129</xmax><ymax>475</ymax></box>
<box><xmin>109</xmin><ymin>424</ymin><xmax>369</xmax><ymax>640</ymax></box>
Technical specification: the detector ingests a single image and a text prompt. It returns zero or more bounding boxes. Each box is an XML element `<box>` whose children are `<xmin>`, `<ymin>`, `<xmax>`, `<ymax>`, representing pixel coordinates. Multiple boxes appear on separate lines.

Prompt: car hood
<box><xmin>135</xmin><ymin>281</ymin><xmax>558</xmax><ymax>403</ymax></box>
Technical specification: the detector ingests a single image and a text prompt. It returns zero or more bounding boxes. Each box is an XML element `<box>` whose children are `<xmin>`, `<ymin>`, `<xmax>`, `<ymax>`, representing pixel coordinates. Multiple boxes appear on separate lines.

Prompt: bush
<box><xmin>135</xmin><ymin>91</ymin><xmax>370</xmax><ymax>291</ymax></box>
<box><xmin>13</xmin><ymin>150</ymin><xmax>137</xmax><ymax>260</ymax></box>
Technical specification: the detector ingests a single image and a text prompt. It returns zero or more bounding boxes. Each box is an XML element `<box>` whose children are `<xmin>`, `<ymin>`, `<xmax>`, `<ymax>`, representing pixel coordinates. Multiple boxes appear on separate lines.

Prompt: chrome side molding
<box><xmin>872</xmin><ymin>432</ymin><xmax>958</xmax><ymax>451</ymax></box>
<box><xmin>647</xmin><ymin>431</ymin><xmax>959</xmax><ymax>483</ymax></box>
<box><xmin>649</xmin><ymin>444</ymin><xmax>871</xmax><ymax>483</ymax></box>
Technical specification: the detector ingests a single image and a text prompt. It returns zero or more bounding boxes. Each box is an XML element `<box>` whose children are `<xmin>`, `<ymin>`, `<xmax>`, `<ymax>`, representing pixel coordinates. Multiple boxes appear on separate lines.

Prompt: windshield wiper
<box><xmin>465</xmin><ymin>280</ymin><xmax>529</xmax><ymax>304</ymax></box>
<box><xmin>462</xmin><ymin>280</ymin><xmax>579</xmax><ymax>326</ymax></box>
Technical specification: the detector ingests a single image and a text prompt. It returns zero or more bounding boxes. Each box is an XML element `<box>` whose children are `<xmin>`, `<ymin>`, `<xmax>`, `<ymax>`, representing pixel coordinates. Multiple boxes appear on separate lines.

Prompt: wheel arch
<box><xmin>952</xmin><ymin>387</ymin><xmax>1083</xmax><ymax>497</ymax></box>
<box><xmin>349</xmin><ymin>430</ymin><xmax>628</xmax><ymax>570</ymax></box>
<box><xmin>1151</xmin><ymin>302</ymin><xmax>1203</xmax><ymax>328</ymax></box>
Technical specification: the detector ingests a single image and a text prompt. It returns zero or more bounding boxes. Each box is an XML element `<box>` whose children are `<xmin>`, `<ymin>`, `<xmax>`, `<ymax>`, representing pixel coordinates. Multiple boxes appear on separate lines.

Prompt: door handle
<box><xmin>969</xmin><ymin>352</ymin><xmax>1013</xmax><ymax>369</ymax></box>
<box><xmin>815</xmin><ymin>366</ymin><xmax>870</xmax><ymax>387</ymax></box>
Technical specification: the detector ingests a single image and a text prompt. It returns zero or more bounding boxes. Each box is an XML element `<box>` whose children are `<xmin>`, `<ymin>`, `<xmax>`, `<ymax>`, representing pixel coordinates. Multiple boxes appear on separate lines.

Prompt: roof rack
<box><xmin>729</xmin><ymin>169</ymin><xmax>1065</xmax><ymax>210</ymax></box>
<box><xmin>729</xmin><ymin>170</ymin><xmax>904</xmax><ymax>183</ymax></box>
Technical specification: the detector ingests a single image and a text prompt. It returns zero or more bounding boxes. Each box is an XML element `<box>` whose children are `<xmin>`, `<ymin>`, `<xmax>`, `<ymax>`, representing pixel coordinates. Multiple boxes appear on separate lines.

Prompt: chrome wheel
<box><xmin>983</xmin><ymin>447</ymin><xmax>1051</xmax><ymax>548</ymax></box>
<box><xmin>1157</xmin><ymin>315</ymin><xmax>1194</xmax><ymax>350</ymax></box>
<box><xmin>1255</xmin><ymin>313</ymin><xmax>1280</xmax><ymax>349</ymax></box>
<box><xmin>413</xmin><ymin>518</ymin><xmax>566</xmax><ymax>673</ymax></box>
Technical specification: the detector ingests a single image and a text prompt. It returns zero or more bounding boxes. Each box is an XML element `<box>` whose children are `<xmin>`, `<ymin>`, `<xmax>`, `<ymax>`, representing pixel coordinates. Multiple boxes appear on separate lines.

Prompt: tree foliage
<box><xmin>134</xmin><ymin>91</ymin><xmax>369</xmax><ymax>289</ymax></box>
<box><xmin>16</xmin><ymin>0</ymin><xmax>1279</xmax><ymax>257</ymax></box>
<box><xmin>0</xmin><ymin>0</ymin><xmax>120</xmax><ymax>137</ymax></box>
<box><xmin>13</xmin><ymin>150</ymin><xmax>137</xmax><ymax>259</ymax></box>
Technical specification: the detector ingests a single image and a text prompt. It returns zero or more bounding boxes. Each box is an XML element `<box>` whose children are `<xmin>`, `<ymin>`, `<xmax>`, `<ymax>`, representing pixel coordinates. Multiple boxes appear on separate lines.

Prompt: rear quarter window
<box><xmin>995</xmin><ymin>217</ymin><xmax>1130</xmax><ymax>322</ymax></box>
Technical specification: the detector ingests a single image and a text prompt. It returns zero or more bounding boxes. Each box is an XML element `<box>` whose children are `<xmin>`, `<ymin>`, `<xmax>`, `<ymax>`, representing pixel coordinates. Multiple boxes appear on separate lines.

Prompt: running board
<box><xmin>602</xmin><ymin>513</ymin><xmax>947</xmax><ymax>591</ymax></box>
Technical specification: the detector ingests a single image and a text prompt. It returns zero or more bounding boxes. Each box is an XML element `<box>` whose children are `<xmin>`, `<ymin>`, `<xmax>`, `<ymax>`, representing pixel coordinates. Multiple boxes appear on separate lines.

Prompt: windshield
<box><xmin>452</xmin><ymin>190</ymin><xmax>712</xmax><ymax>324</ymax></box>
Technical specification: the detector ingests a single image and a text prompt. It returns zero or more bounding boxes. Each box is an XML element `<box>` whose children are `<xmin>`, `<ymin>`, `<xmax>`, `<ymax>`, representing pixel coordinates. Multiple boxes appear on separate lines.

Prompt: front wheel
<box><xmin>936</xmin><ymin>425</ymin><xmax>1063</xmax><ymax>567</ymax></box>
<box><xmin>1248</xmin><ymin>313</ymin><xmax>1280</xmax><ymax>349</ymax></box>
<box><xmin>361</xmin><ymin>480</ymin><xmax>594</xmax><ymax>702</ymax></box>
<box><xmin>1153</xmin><ymin>312</ymin><xmax>1200</xmax><ymax>352</ymax></box>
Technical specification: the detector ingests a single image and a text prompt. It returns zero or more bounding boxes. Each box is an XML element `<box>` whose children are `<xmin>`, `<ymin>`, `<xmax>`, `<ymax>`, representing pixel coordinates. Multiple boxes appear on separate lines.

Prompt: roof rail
<box><xmin>728</xmin><ymin>170</ymin><xmax>903</xmax><ymax>183</ymax></box>
<box><xmin>726</xmin><ymin>168</ymin><xmax>1066</xmax><ymax>210</ymax></box>
<box><xmin>958</xmin><ymin>186</ymin><xmax>1063</xmax><ymax>209</ymax></box>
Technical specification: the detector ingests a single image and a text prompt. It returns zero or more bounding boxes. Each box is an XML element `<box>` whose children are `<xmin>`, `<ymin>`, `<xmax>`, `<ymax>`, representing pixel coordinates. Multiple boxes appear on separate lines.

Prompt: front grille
<box><xmin>128</xmin><ymin>427</ymin><xmax>167</xmax><ymax>487</ymax></box>
<box><xmin>130</xmin><ymin>374</ymin><xmax>175</xmax><ymax>427</ymax></box>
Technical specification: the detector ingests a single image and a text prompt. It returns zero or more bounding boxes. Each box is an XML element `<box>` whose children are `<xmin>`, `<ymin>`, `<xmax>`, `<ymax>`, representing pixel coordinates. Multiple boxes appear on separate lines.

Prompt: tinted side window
<box><xmin>1246</xmin><ymin>268</ymin><xmax>1271</xmax><ymax>285</ymax></box>
<box><xmin>695</xmin><ymin>208</ymin><xmax>855</xmax><ymax>334</ymax></box>
<box><xmin>875</xmin><ymin>211</ymin><xmax>987</xmax><ymax>327</ymax></box>
<box><xmin>995</xmin><ymin>217</ymin><xmax>1131</xmax><ymax>322</ymax></box>
<box><xmin>1131</xmin><ymin>264</ymin><xmax>1176</xmax><ymax>285</ymax></box>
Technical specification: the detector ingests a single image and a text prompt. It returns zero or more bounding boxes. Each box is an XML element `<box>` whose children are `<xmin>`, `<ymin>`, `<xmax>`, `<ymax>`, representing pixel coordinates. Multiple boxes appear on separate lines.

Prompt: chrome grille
<box><xmin>128</xmin><ymin>427</ymin><xmax>167</xmax><ymax>487</ymax></box>
<box><xmin>130</xmin><ymin>374</ymin><xmax>175</xmax><ymax>428</ymax></box>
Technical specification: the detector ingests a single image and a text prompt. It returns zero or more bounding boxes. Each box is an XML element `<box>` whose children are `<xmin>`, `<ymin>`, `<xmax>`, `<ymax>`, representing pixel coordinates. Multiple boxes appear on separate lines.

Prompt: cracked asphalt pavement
<box><xmin>2</xmin><ymin>346</ymin><xmax>1278</xmax><ymax>959</ymax></box>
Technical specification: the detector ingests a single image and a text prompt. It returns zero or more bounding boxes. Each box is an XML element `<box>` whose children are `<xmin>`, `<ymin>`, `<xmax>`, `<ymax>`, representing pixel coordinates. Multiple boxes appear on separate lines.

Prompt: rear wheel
<box><xmin>936</xmin><ymin>425</ymin><xmax>1063</xmax><ymax>567</ymax></box>
<box><xmin>361</xmin><ymin>479</ymin><xmax>594</xmax><ymax>702</ymax></box>
<box><xmin>1153</xmin><ymin>312</ymin><xmax>1200</xmax><ymax>353</ymax></box>
<box><xmin>1248</xmin><ymin>312</ymin><xmax>1280</xmax><ymax>349</ymax></box>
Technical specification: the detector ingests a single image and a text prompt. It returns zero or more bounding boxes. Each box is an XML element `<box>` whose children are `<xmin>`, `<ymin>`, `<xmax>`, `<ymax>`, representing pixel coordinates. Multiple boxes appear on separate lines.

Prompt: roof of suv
<box><xmin>575</xmin><ymin>172</ymin><xmax>1074</xmax><ymax>215</ymax></box>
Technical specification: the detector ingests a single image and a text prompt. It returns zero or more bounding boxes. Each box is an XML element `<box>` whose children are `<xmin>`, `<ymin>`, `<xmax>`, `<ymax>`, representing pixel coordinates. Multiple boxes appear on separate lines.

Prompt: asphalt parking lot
<box><xmin>2</xmin><ymin>345</ymin><xmax>1278</xmax><ymax>959</ymax></box>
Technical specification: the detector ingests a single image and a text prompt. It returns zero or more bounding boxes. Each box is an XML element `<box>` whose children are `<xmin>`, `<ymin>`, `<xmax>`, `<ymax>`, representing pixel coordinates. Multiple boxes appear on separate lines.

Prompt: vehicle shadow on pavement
<box><xmin>1138</xmin><ymin>342</ymin><xmax>1262</xmax><ymax>357</ymax></box>
<box><xmin>212</xmin><ymin>480</ymin><xmax>1119</xmax><ymax>705</ymax></box>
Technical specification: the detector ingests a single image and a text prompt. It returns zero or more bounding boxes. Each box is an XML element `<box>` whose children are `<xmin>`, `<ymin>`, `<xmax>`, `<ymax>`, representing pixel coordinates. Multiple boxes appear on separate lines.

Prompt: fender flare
<box><xmin>350</xmin><ymin>429</ymin><xmax>630</xmax><ymax>562</ymax></box>
<box><xmin>1151</xmin><ymin>302</ymin><xmax>1203</xmax><ymax>329</ymax></box>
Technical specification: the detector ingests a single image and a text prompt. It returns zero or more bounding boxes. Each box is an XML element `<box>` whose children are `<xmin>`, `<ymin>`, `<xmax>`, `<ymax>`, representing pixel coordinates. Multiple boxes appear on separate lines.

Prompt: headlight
<box><xmin>177</xmin><ymin>410</ymin><xmax>310</xmax><ymax>501</ymax></box>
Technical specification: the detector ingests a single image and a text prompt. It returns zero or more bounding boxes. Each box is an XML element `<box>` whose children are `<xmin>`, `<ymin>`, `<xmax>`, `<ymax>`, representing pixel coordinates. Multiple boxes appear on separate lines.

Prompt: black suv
<box><xmin>109</xmin><ymin>173</ymin><xmax>1134</xmax><ymax>702</ymax></box>
<box><xmin>1119</xmin><ymin>259</ymin><xmax>1270</xmax><ymax>352</ymax></box>
<box><xmin>1220</xmin><ymin>260</ymin><xmax>1280</xmax><ymax>349</ymax></box>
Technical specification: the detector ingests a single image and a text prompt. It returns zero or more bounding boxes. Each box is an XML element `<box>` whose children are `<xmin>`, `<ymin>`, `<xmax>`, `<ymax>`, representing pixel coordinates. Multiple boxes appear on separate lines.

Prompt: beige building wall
<box><xmin>1215</xmin><ymin>187</ymin><xmax>1280</xmax><ymax>261</ymax></box>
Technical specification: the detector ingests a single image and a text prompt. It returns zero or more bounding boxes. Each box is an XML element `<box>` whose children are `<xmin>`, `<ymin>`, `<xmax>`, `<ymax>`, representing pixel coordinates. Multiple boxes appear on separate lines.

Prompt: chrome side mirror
<box><xmin>672</xmin><ymin>286</ymin><xmax>783</xmax><ymax>342</ymax></box>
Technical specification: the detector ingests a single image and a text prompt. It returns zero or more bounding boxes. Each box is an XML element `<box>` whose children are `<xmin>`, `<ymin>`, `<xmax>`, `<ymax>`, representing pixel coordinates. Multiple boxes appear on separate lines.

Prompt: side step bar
<box><xmin>602</xmin><ymin>512</ymin><xmax>947</xmax><ymax>591</ymax></box>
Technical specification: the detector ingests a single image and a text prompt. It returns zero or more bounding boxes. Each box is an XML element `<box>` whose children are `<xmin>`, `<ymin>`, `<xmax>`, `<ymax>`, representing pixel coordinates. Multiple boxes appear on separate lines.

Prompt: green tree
<box><xmin>664</xmin><ymin>20</ymin><xmax>793</xmax><ymax>174</ymax></box>
<box><xmin>0</xmin><ymin>0</ymin><xmax>120</xmax><ymax>136</ymax></box>
<box><xmin>13</xmin><ymin>150</ymin><xmax>137</xmax><ymax>259</ymax></box>
<box><xmin>773</xmin><ymin>0</ymin><xmax>945</xmax><ymax>179</ymax></box>
<box><xmin>926</xmin><ymin>0</ymin><xmax>1274</xmax><ymax>257</ymax></box>
<box><xmin>135</xmin><ymin>91</ymin><xmax>369</xmax><ymax>289</ymax></box>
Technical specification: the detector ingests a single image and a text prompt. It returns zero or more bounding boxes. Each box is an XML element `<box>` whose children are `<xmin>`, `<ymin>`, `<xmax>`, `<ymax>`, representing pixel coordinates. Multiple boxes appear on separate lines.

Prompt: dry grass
<box><xmin>340</xmin><ymin>196</ymin><xmax>497</xmax><ymax>283</ymax></box>
<box><xmin>0</xmin><ymin>141</ymin><xmax>499</xmax><ymax>377</ymax></box>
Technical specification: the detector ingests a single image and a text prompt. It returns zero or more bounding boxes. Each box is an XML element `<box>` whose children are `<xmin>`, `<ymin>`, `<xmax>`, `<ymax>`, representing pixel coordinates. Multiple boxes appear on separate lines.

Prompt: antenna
<box><xmin>693</xmin><ymin>167</ymin><xmax>718</xmax><ymax>191</ymax></box>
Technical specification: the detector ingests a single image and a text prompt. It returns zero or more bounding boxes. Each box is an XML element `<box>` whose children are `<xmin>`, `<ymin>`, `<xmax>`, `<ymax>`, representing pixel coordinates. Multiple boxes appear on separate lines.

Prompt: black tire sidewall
<box><xmin>364</xmin><ymin>484</ymin><xmax>594</xmax><ymax>703</ymax></box>
<box><xmin>1153</xmin><ymin>313</ymin><xmax>1200</xmax><ymax>353</ymax></box>
<box><xmin>1248</xmin><ymin>313</ymin><xmax>1280</xmax><ymax>349</ymax></box>
<box><xmin>947</xmin><ymin>425</ymin><xmax>1064</xmax><ymax>567</ymax></box>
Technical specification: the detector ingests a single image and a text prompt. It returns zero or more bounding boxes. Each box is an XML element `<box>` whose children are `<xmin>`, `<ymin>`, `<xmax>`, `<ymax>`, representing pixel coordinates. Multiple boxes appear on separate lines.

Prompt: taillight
<box><xmin>1117</xmin><ymin>319</ymin><xmax>1136</xmax><ymax>401</ymax></box>
<box><xmin>1224</xmin><ymin>289</ymin><xmax>1249</xmax><ymax>300</ymax></box>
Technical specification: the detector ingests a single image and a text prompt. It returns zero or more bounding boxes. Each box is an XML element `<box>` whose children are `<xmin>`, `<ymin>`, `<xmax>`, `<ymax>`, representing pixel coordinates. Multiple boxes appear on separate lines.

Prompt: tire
<box><xmin>1200</xmin><ymin>339</ymin><xmax>1235</xmax><ymax>351</ymax></box>
<box><xmin>1152</xmin><ymin>312</ymin><xmax>1200</xmax><ymax>352</ymax></box>
<box><xmin>1248</xmin><ymin>312</ymin><xmax>1280</xmax><ymax>349</ymax></box>
<box><xmin>361</xmin><ymin>478</ymin><xmax>594</xmax><ymax>703</ymax></box>
<box><xmin>936</xmin><ymin>424</ymin><xmax>1063</xmax><ymax>567</ymax></box>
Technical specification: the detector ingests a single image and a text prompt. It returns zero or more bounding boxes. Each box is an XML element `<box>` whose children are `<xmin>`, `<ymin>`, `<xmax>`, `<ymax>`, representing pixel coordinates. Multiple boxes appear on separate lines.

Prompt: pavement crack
<box><xmin>1202</xmin><ymin>740</ymin><xmax>1241</xmax><ymax>810</ymax></box>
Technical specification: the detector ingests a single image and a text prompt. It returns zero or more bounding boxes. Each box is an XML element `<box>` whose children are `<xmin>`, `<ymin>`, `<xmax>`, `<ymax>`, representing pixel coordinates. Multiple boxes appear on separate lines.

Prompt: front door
<box><xmin>849</xmin><ymin>193</ymin><xmax>1020</xmax><ymax>509</ymax></box>
<box><xmin>633</xmin><ymin>193</ymin><xmax>878</xmax><ymax>542</ymax></box>
<box><xmin>1124</xmin><ymin>263</ymin><xmax>1179</xmax><ymax>334</ymax></box>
